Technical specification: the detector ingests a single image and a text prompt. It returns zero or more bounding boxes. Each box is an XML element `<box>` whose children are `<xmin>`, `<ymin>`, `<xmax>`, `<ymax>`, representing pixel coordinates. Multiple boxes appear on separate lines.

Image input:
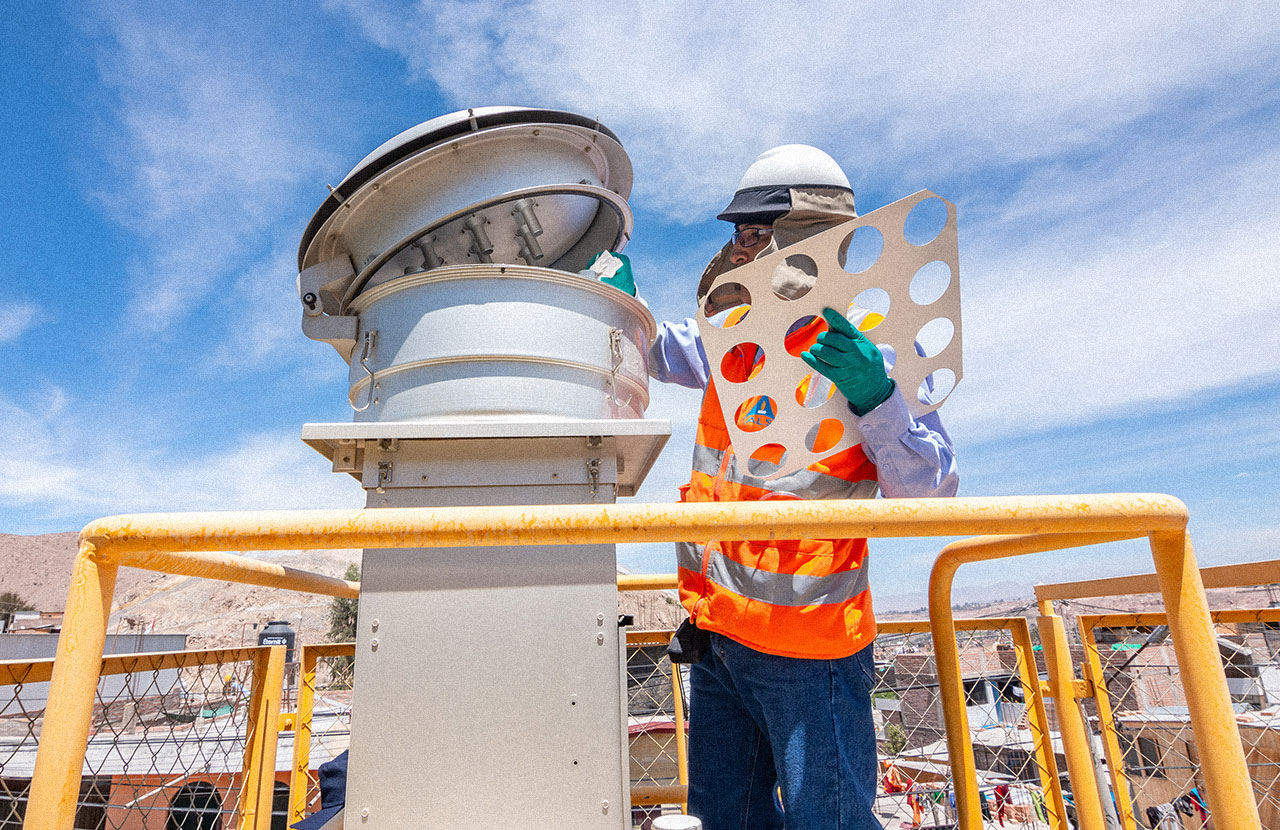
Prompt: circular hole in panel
<box><xmin>915</xmin><ymin>317</ymin><xmax>954</xmax><ymax>358</ymax></box>
<box><xmin>734</xmin><ymin>395</ymin><xmax>778</xmax><ymax>432</ymax></box>
<box><xmin>849</xmin><ymin>288</ymin><xmax>890</xmax><ymax>331</ymax></box>
<box><xmin>903</xmin><ymin>197</ymin><xmax>949</xmax><ymax>246</ymax></box>
<box><xmin>841</xmin><ymin>225</ymin><xmax>884</xmax><ymax>274</ymax></box>
<box><xmin>918</xmin><ymin>368</ymin><xmax>956</xmax><ymax>405</ymax></box>
<box><xmin>877</xmin><ymin>344</ymin><xmax>897</xmax><ymax>371</ymax></box>
<box><xmin>784</xmin><ymin>315</ymin><xmax>828</xmax><ymax>357</ymax></box>
<box><xmin>703</xmin><ymin>282</ymin><xmax>751</xmax><ymax>328</ymax></box>
<box><xmin>746</xmin><ymin>443</ymin><xmax>788</xmax><ymax>477</ymax></box>
<box><xmin>805</xmin><ymin>419</ymin><xmax>845</xmax><ymax>454</ymax></box>
<box><xmin>772</xmin><ymin>254</ymin><xmax>818</xmax><ymax>301</ymax></box>
<box><xmin>909</xmin><ymin>260</ymin><xmax>952</xmax><ymax>305</ymax></box>
<box><xmin>720</xmin><ymin>344</ymin><xmax>765</xmax><ymax>383</ymax></box>
<box><xmin>795</xmin><ymin>372</ymin><xmax>837</xmax><ymax>408</ymax></box>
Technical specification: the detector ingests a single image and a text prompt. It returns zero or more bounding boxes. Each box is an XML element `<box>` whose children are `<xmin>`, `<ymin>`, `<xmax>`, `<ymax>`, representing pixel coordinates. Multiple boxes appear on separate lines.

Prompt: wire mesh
<box><xmin>626</xmin><ymin>631</ymin><xmax>687</xmax><ymax>829</ymax></box>
<box><xmin>0</xmin><ymin>660</ymin><xmax>51</xmax><ymax>829</ymax></box>
<box><xmin>876</xmin><ymin>621</ymin><xmax>1064</xmax><ymax>829</ymax></box>
<box><xmin>618</xmin><ymin>620</ymin><xmax>1067</xmax><ymax>830</ymax></box>
<box><xmin>291</xmin><ymin>645</ymin><xmax>355</xmax><ymax>825</ymax></box>
<box><xmin>1085</xmin><ymin>611</ymin><xmax>1280</xmax><ymax>830</ymax></box>
<box><xmin>0</xmin><ymin>648</ymin><xmax>278</xmax><ymax>829</ymax></box>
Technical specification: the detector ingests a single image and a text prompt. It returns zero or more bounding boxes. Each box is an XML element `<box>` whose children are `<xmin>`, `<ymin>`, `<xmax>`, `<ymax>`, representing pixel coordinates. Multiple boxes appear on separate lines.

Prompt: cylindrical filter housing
<box><xmin>297</xmin><ymin>107</ymin><xmax>655</xmax><ymax>423</ymax></box>
<box><xmin>347</xmin><ymin>264</ymin><xmax>654</xmax><ymax>421</ymax></box>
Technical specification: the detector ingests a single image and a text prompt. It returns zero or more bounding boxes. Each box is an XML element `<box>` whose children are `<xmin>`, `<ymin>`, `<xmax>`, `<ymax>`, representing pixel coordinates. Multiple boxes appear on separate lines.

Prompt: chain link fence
<box><xmin>617</xmin><ymin>618</ymin><xmax>1073</xmax><ymax>830</ymax></box>
<box><xmin>1082</xmin><ymin>610</ymin><xmax>1280</xmax><ymax>830</ymax></box>
<box><xmin>875</xmin><ymin>619</ymin><xmax>1068</xmax><ymax>829</ymax></box>
<box><xmin>289</xmin><ymin>643</ymin><xmax>355</xmax><ymax>827</ymax></box>
<box><xmin>626</xmin><ymin>630</ymin><xmax>688</xmax><ymax>829</ymax></box>
<box><xmin>0</xmin><ymin>646</ymin><xmax>285</xmax><ymax>830</ymax></box>
<box><xmin>0</xmin><ymin>660</ymin><xmax>52</xmax><ymax>829</ymax></box>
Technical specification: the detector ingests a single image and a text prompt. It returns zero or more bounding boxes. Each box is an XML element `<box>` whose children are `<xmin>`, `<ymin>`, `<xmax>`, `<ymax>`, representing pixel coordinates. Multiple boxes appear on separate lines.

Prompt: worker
<box><xmin>636</xmin><ymin>144</ymin><xmax>958</xmax><ymax>830</ymax></box>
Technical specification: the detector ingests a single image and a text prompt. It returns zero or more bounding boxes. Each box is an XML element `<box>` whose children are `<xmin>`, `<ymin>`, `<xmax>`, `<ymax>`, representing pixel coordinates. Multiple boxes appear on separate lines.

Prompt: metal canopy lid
<box><xmin>298</xmin><ymin>106</ymin><xmax>630</xmax><ymax>271</ymax></box>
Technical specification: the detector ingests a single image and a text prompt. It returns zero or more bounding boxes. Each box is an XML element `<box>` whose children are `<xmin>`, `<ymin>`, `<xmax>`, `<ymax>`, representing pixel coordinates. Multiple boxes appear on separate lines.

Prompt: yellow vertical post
<box><xmin>290</xmin><ymin>646</ymin><xmax>319</xmax><ymax>824</ymax></box>
<box><xmin>1149</xmin><ymin>531</ymin><xmax>1260</xmax><ymax>828</ymax></box>
<box><xmin>239</xmin><ymin>645</ymin><xmax>287</xmax><ymax>830</ymax></box>
<box><xmin>670</xmin><ymin>658</ymin><xmax>689</xmax><ymax>811</ymax></box>
<box><xmin>927</xmin><ymin>558</ymin><xmax>982</xmax><ymax>830</ymax></box>
<box><xmin>24</xmin><ymin>541</ymin><xmax>118</xmax><ymax>830</ymax></box>
<box><xmin>1077</xmin><ymin>616</ymin><xmax>1138</xmax><ymax>830</ymax></box>
<box><xmin>1036</xmin><ymin>600</ymin><xmax>1107</xmax><ymax>830</ymax></box>
<box><xmin>1009</xmin><ymin>618</ymin><xmax>1070</xmax><ymax>830</ymax></box>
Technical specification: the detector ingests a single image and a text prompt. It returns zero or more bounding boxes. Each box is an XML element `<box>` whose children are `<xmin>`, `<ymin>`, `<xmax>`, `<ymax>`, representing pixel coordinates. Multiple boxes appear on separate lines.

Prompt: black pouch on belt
<box><xmin>667</xmin><ymin>618</ymin><xmax>711</xmax><ymax>664</ymax></box>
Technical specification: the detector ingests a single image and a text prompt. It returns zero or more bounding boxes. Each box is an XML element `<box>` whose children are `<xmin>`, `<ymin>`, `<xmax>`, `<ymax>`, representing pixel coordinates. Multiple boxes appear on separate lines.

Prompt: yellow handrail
<box><xmin>79</xmin><ymin>494</ymin><xmax>1188</xmax><ymax>556</ymax></box>
<box><xmin>33</xmin><ymin>493</ymin><xmax>1260</xmax><ymax>830</ymax></box>
<box><xmin>928</xmin><ymin>529</ymin><xmax>1260</xmax><ymax>830</ymax></box>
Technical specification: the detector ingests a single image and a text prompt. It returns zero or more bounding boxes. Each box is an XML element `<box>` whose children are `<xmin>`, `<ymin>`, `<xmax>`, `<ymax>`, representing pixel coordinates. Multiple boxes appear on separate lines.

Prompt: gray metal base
<box><xmin>337</xmin><ymin>427</ymin><xmax>667</xmax><ymax>829</ymax></box>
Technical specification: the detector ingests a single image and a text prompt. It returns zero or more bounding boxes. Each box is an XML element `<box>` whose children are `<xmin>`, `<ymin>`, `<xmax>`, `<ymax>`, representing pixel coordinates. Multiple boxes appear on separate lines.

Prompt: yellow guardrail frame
<box><xmin>21</xmin><ymin>494</ymin><xmax>1262</xmax><ymax>830</ymax></box>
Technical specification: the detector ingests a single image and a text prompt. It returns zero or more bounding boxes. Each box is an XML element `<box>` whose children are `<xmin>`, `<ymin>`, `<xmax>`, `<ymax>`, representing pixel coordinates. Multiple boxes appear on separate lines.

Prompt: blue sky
<box><xmin>3</xmin><ymin>2</ymin><xmax>1278</xmax><ymax>608</ymax></box>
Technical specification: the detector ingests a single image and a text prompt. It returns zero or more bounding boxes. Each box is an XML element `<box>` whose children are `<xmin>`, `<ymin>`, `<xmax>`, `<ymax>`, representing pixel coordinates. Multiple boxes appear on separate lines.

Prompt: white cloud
<box><xmin>89</xmin><ymin>7</ymin><xmax>335</xmax><ymax>329</ymax></box>
<box><xmin>330</xmin><ymin>1</ymin><xmax>1280</xmax><ymax>221</ymax></box>
<box><xmin>948</xmin><ymin>141</ymin><xmax>1280</xmax><ymax>437</ymax></box>
<box><xmin>204</xmin><ymin>247</ymin><xmax>346</xmax><ymax>382</ymax></box>
<box><xmin>327</xmin><ymin>0</ymin><xmax>1280</xmax><ymax>440</ymax></box>
<box><xmin>0</xmin><ymin>389</ymin><xmax>361</xmax><ymax>532</ymax></box>
<box><xmin>0</xmin><ymin>302</ymin><xmax>44</xmax><ymax>343</ymax></box>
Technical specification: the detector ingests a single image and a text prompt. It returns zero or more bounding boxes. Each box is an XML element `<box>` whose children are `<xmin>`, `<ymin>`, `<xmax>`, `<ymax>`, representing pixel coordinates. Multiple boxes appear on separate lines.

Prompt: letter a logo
<box><xmin>747</xmin><ymin>396</ymin><xmax>775</xmax><ymax>427</ymax></box>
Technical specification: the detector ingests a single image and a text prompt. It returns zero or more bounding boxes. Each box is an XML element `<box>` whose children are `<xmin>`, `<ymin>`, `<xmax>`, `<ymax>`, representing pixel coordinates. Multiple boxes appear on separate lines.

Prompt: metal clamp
<box><xmin>375</xmin><ymin>461</ymin><xmax>393</xmax><ymax>494</ymax></box>
<box><xmin>607</xmin><ymin>328</ymin><xmax>632</xmax><ymax>407</ymax></box>
<box><xmin>586</xmin><ymin>458</ymin><xmax>602</xmax><ymax>500</ymax></box>
<box><xmin>352</xmin><ymin>330</ymin><xmax>378</xmax><ymax>412</ymax></box>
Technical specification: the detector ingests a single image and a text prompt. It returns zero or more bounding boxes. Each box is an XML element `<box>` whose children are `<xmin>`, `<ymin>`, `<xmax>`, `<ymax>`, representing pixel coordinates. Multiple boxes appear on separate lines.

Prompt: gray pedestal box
<box><xmin>303</xmin><ymin>420</ymin><xmax>669</xmax><ymax>828</ymax></box>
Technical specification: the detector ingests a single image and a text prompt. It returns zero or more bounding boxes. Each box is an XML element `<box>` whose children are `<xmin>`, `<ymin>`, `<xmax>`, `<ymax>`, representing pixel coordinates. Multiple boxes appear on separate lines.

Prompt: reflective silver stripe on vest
<box><xmin>722</xmin><ymin>452</ymin><xmax>875</xmax><ymax>500</ymax></box>
<box><xmin>705</xmin><ymin>549</ymin><xmax>871</xmax><ymax>607</ymax></box>
<box><xmin>676</xmin><ymin>541</ymin><xmax>705</xmax><ymax>573</ymax></box>
<box><xmin>691</xmin><ymin>443</ymin><xmax>724</xmax><ymax>478</ymax></box>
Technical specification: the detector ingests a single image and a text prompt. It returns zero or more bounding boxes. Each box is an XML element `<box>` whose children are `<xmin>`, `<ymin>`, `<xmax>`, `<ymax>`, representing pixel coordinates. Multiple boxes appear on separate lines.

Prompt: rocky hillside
<box><xmin>0</xmin><ymin>532</ymin><xmax>684</xmax><ymax>648</ymax></box>
<box><xmin>3</xmin><ymin>531</ymin><xmax>1273</xmax><ymax>648</ymax></box>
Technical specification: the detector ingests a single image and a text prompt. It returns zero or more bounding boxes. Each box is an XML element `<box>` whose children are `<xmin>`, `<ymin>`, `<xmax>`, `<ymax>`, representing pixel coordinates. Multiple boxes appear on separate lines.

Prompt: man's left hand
<box><xmin>802</xmin><ymin>308</ymin><xmax>895</xmax><ymax>416</ymax></box>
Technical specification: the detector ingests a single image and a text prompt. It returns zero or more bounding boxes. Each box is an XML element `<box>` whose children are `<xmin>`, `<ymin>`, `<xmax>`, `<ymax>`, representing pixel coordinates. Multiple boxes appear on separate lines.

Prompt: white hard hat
<box><xmin>718</xmin><ymin>144</ymin><xmax>852</xmax><ymax>224</ymax></box>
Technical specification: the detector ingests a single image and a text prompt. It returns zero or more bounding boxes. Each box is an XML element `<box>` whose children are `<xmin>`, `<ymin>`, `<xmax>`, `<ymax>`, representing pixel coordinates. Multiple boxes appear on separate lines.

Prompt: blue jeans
<box><xmin>687</xmin><ymin>634</ymin><xmax>882</xmax><ymax>830</ymax></box>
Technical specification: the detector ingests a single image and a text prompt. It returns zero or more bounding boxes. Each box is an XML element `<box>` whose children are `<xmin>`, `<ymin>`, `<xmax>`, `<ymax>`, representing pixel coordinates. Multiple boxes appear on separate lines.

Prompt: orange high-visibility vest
<box><xmin>677</xmin><ymin>315</ymin><xmax>880</xmax><ymax>659</ymax></box>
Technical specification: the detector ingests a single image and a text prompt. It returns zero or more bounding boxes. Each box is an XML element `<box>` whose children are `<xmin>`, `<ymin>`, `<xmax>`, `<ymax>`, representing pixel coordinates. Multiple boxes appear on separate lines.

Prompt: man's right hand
<box><xmin>802</xmin><ymin>308</ymin><xmax>895</xmax><ymax>416</ymax></box>
<box><xmin>586</xmin><ymin>251</ymin><xmax>637</xmax><ymax>297</ymax></box>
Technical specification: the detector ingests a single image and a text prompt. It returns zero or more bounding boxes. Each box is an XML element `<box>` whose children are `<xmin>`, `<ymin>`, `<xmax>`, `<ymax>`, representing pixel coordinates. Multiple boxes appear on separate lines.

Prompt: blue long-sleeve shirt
<box><xmin>649</xmin><ymin>318</ymin><xmax>958</xmax><ymax>498</ymax></box>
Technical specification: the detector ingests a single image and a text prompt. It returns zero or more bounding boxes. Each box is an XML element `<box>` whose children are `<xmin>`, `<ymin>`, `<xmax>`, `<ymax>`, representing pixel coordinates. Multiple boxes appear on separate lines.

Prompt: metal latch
<box><xmin>586</xmin><ymin>458</ymin><xmax>601</xmax><ymax>500</ymax></box>
<box><xmin>607</xmin><ymin>328</ymin><xmax>632</xmax><ymax>407</ymax></box>
<box><xmin>352</xmin><ymin>329</ymin><xmax>378</xmax><ymax>412</ymax></box>
<box><xmin>375</xmin><ymin>461</ymin><xmax>393</xmax><ymax>494</ymax></box>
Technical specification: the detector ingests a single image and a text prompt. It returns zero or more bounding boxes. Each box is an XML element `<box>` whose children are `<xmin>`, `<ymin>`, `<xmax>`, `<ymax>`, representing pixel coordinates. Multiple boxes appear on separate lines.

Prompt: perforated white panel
<box><xmin>697</xmin><ymin>190</ymin><xmax>962</xmax><ymax>480</ymax></box>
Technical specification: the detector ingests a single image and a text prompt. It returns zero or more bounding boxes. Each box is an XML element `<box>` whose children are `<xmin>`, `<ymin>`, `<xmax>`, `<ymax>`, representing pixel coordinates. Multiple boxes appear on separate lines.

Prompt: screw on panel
<box><xmin>602</xmin><ymin>801</ymin><xmax>610</xmax><ymax>814</ymax></box>
<box><xmin>370</xmin><ymin>639</ymin><xmax>379</xmax><ymax>651</ymax></box>
<box><xmin>596</xmin><ymin>613</ymin><xmax>605</xmax><ymax>626</ymax></box>
<box><xmin>371</xmin><ymin>619</ymin><xmax>379</xmax><ymax>631</ymax></box>
<box><xmin>596</xmin><ymin>633</ymin><xmax>605</xmax><ymax>645</ymax></box>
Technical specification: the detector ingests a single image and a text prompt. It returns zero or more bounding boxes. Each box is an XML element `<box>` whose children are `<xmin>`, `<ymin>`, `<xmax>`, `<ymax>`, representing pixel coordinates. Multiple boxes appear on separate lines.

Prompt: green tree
<box><xmin>882</xmin><ymin>722</ymin><xmax>907</xmax><ymax>756</ymax></box>
<box><xmin>328</xmin><ymin>564</ymin><xmax>360</xmax><ymax>642</ymax></box>
<box><xmin>0</xmin><ymin>592</ymin><xmax>35</xmax><ymax>615</ymax></box>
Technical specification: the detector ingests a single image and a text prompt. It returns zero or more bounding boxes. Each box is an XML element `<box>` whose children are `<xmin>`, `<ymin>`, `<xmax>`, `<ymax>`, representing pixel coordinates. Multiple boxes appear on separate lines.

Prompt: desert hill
<box><xmin>0</xmin><ymin>532</ymin><xmax>683</xmax><ymax>649</ymax></box>
<box><xmin>3</xmin><ymin>531</ymin><xmax>1274</xmax><ymax>650</ymax></box>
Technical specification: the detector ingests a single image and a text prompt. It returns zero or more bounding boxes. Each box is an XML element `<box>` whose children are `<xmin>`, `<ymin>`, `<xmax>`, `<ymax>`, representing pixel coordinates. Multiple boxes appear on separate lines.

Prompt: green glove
<box><xmin>587</xmin><ymin>251</ymin><xmax>636</xmax><ymax>297</ymax></box>
<box><xmin>801</xmin><ymin>307</ymin><xmax>895</xmax><ymax>416</ymax></box>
